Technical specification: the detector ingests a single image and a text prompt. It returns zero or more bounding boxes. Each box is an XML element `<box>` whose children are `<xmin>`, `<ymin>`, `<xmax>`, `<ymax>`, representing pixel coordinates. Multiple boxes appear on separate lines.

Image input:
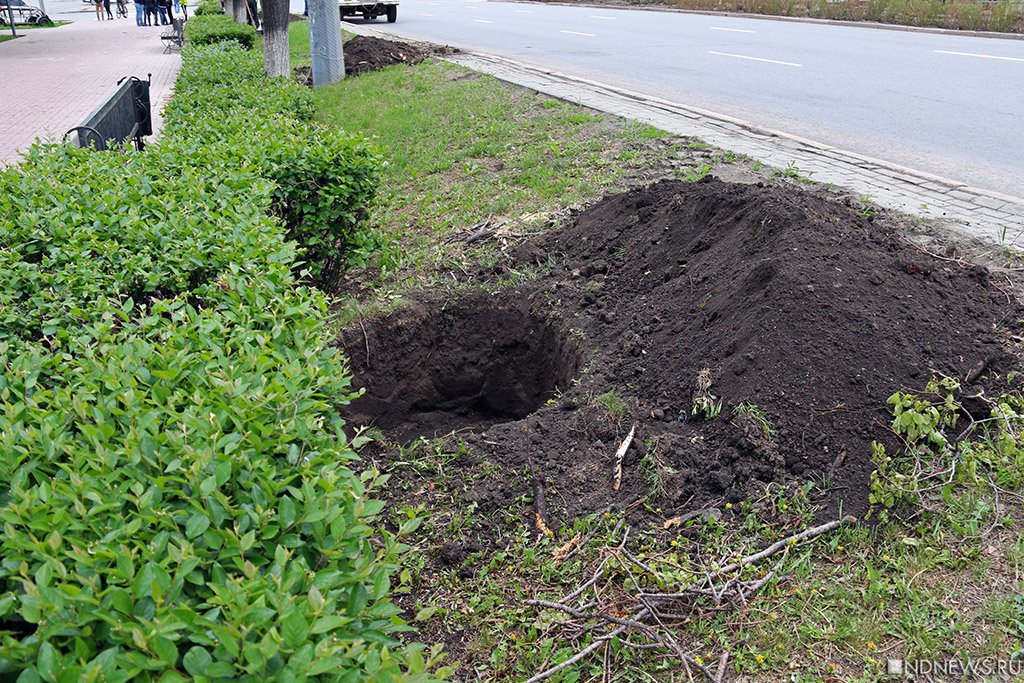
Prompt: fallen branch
<box><xmin>612</xmin><ymin>424</ymin><xmax>636</xmax><ymax>492</ymax></box>
<box><xmin>708</xmin><ymin>515</ymin><xmax>854</xmax><ymax>577</ymax></box>
<box><xmin>641</xmin><ymin>515</ymin><xmax>856</xmax><ymax>599</ymax></box>
<box><xmin>521</xmin><ymin>622</ymin><xmax>630</xmax><ymax>683</ymax></box>
<box><xmin>713</xmin><ymin>651</ymin><xmax>730</xmax><ymax>683</ymax></box>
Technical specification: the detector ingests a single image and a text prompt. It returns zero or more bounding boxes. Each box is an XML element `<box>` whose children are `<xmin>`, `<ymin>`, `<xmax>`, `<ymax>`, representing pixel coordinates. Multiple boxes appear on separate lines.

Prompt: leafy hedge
<box><xmin>183</xmin><ymin>13</ymin><xmax>258</xmax><ymax>49</ymax></box>
<box><xmin>0</xmin><ymin>44</ymin><xmax>440</xmax><ymax>681</ymax></box>
<box><xmin>193</xmin><ymin>0</ymin><xmax>223</xmax><ymax>14</ymax></box>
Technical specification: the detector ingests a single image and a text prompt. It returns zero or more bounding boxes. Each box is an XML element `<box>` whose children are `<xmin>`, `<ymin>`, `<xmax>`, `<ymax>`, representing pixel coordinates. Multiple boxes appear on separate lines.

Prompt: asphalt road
<box><xmin>346</xmin><ymin>1</ymin><xmax>1024</xmax><ymax>198</ymax></box>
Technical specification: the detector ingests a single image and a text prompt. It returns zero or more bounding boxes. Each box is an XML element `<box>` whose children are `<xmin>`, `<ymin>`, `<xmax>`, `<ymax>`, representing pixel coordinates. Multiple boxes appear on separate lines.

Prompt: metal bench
<box><xmin>64</xmin><ymin>75</ymin><xmax>153</xmax><ymax>152</ymax></box>
<box><xmin>160</xmin><ymin>17</ymin><xmax>185</xmax><ymax>52</ymax></box>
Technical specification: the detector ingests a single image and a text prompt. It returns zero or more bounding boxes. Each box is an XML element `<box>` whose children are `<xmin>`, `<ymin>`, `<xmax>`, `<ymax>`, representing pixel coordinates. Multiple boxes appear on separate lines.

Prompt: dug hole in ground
<box><xmin>328</xmin><ymin>36</ymin><xmax>1023</xmax><ymax>679</ymax></box>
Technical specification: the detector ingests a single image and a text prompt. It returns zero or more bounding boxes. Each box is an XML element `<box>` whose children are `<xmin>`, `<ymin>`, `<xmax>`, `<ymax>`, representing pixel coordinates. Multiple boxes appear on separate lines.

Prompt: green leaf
<box><xmin>347</xmin><ymin>583</ymin><xmax>369</xmax><ymax>616</ymax></box>
<box><xmin>182</xmin><ymin>647</ymin><xmax>212</xmax><ymax>677</ymax></box>
<box><xmin>280</xmin><ymin>610</ymin><xmax>309</xmax><ymax>649</ymax></box>
<box><xmin>199</xmin><ymin>475</ymin><xmax>217</xmax><ymax>496</ymax></box>
<box><xmin>205</xmin><ymin>662</ymin><xmax>235</xmax><ymax>677</ymax></box>
<box><xmin>152</xmin><ymin>636</ymin><xmax>179</xmax><ymax>667</ymax></box>
<box><xmin>311</xmin><ymin>615</ymin><xmax>351</xmax><ymax>634</ymax></box>
<box><xmin>185</xmin><ymin>513</ymin><xmax>210</xmax><ymax>540</ymax></box>
<box><xmin>38</xmin><ymin>642</ymin><xmax>58</xmax><ymax>682</ymax></box>
<box><xmin>108</xmin><ymin>588</ymin><xmax>132</xmax><ymax>615</ymax></box>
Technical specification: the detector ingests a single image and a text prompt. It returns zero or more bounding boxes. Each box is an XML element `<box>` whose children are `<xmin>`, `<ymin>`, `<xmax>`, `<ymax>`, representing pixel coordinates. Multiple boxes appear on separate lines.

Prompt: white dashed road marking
<box><xmin>708</xmin><ymin>50</ymin><xmax>801</xmax><ymax>67</ymax></box>
<box><xmin>935</xmin><ymin>50</ymin><xmax>1024</xmax><ymax>63</ymax></box>
<box><xmin>561</xmin><ymin>30</ymin><xmax>595</xmax><ymax>36</ymax></box>
<box><xmin>710</xmin><ymin>26</ymin><xmax>755</xmax><ymax>33</ymax></box>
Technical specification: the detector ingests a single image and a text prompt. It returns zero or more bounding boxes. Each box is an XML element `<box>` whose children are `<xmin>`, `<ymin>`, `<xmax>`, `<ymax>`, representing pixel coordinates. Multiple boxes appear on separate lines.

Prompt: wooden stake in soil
<box><xmin>612</xmin><ymin>424</ymin><xmax>637</xmax><ymax>492</ymax></box>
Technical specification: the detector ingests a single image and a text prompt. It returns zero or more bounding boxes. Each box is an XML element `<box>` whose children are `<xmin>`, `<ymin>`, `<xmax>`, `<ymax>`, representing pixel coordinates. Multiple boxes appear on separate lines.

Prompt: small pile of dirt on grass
<box><xmin>344</xmin><ymin>36</ymin><xmax>448</xmax><ymax>75</ymax></box>
<box><xmin>293</xmin><ymin>36</ymin><xmax>454</xmax><ymax>85</ymax></box>
<box><xmin>342</xmin><ymin>177</ymin><xmax>1019</xmax><ymax>534</ymax></box>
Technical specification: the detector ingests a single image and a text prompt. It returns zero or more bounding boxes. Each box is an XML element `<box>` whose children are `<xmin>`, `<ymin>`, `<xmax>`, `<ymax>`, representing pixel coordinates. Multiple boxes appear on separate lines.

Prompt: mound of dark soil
<box><xmin>293</xmin><ymin>36</ymin><xmax>453</xmax><ymax>85</ymax></box>
<box><xmin>344</xmin><ymin>36</ymin><xmax>446</xmax><ymax>75</ymax></box>
<box><xmin>341</xmin><ymin>177</ymin><xmax>1019</xmax><ymax>531</ymax></box>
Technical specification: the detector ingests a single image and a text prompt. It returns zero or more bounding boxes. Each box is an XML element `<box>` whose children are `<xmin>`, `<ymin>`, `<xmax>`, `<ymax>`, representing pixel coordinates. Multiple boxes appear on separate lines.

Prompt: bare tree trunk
<box><xmin>222</xmin><ymin>0</ymin><xmax>236</xmax><ymax>20</ymax></box>
<box><xmin>232</xmin><ymin>0</ymin><xmax>245</xmax><ymax>23</ymax></box>
<box><xmin>262</xmin><ymin>0</ymin><xmax>289</xmax><ymax>77</ymax></box>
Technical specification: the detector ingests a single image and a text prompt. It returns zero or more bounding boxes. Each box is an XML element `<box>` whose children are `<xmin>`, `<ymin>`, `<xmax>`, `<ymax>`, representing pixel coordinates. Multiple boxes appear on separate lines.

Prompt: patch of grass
<box><xmin>311</xmin><ymin>58</ymin><xmax>689</xmax><ymax>299</ymax></box>
<box><xmin>662</xmin><ymin>0</ymin><xmax>1023</xmax><ymax>32</ymax></box>
<box><xmin>288</xmin><ymin>18</ymin><xmax>311</xmax><ymax>66</ymax></box>
<box><xmin>733</xmin><ymin>401</ymin><xmax>777</xmax><ymax>437</ymax></box>
<box><xmin>771</xmin><ymin>160</ymin><xmax>816</xmax><ymax>184</ymax></box>
<box><xmin>594</xmin><ymin>389</ymin><xmax>628</xmax><ymax>422</ymax></box>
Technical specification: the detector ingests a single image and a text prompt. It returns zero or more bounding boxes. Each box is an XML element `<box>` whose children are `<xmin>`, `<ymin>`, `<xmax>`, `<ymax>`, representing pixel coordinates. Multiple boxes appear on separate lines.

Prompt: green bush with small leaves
<box><xmin>193</xmin><ymin>0</ymin><xmax>223</xmax><ymax>14</ymax></box>
<box><xmin>0</xmin><ymin>44</ymin><xmax>442</xmax><ymax>681</ymax></box>
<box><xmin>183</xmin><ymin>13</ymin><xmax>258</xmax><ymax>49</ymax></box>
<box><xmin>162</xmin><ymin>45</ymin><xmax>384</xmax><ymax>282</ymax></box>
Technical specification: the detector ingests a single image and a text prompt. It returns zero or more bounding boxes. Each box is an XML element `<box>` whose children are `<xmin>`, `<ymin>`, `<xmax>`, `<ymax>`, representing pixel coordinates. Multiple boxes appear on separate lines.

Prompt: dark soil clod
<box><xmin>340</xmin><ymin>298</ymin><xmax>580</xmax><ymax>442</ymax></box>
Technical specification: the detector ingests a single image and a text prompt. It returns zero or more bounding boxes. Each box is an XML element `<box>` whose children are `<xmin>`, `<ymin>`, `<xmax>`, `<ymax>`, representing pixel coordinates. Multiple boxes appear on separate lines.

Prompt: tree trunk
<box><xmin>232</xmin><ymin>0</ymin><xmax>245</xmax><ymax>23</ymax></box>
<box><xmin>262</xmin><ymin>0</ymin><xmax>290</xmax><ymax>77</ymax></box>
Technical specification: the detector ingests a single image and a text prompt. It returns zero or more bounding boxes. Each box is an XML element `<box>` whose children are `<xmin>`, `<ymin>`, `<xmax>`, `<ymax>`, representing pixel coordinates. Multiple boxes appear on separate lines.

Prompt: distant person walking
<box><xmin>133</xmin><ymin>0</ymin><xmax>144</xmax><ymax>23</ymax></box>
<box><xmin>94</xmin><ymin>0</ymin><xmax>105</xmax><ymax>20</ymax></box>
<box><xmin>179</xmin><ymin>0</ymin><xmax>187</xmax><ymax>17</ymax></box>
<box><xmin>103</xmin><ymin>0</ymin><xmax>114</xmax><ymax>19</ymax></box>
<box><xmin>156</xmin><ymin>0</ymin><xmax>167</xmax><ymax>24</ymax></box>
<box><xmin>144</xmin><ymin>0</ymin><xmax>158</xmax><ymax>24</ymax></box>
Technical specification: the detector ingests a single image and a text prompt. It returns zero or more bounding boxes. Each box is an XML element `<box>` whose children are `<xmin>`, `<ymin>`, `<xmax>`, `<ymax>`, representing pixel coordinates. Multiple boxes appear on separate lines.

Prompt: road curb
<box><xmin>344</xmin><ymin>21</ymin><xmax>1024</xmax><ymax>247</ymax></box>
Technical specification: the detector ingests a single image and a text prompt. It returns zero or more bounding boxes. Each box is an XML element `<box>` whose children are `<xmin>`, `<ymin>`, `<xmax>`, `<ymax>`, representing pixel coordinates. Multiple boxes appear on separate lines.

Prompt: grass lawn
<box><xmin>293</xmin><ymin>28</ymin><xmax>1024</xmax><ymax>681</ymax></box>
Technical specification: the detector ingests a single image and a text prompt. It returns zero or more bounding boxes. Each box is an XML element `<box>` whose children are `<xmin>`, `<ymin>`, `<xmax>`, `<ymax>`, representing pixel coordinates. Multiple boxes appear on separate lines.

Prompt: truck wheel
<box><xmin>386</xmin><ymin>4</ymin><xmax>396</xmax><ymax>21</ymax></box>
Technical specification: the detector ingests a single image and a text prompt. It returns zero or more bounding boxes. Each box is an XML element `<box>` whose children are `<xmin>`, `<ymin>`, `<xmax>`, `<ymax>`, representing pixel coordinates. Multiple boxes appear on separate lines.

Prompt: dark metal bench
<box><xmin>161</xmin><ymin>17</ymin><xmax>185</xmax><ymax>52</ymax></box>
<box><xmin>64</xmin><ymin>75</ymin><xmax>153</xmax><ymax>152</ymax></box>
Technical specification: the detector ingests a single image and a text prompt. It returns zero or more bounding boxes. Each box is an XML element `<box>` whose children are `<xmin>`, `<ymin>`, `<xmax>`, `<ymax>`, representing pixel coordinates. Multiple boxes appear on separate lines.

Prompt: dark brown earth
<box><xmin>294</xmin><ymin>36</ymin><xmax>455</xmax><ymax>85</ymax></box>
<box><xmin>340</xmin><ymin>177</ymin><xmax>1019</xmax><ymax>537</ymax></box>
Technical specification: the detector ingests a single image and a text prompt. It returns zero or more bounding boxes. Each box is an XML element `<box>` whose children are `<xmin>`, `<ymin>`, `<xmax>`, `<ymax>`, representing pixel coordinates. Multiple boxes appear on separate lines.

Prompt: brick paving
<box><xmin>0</xmin><ymin>19</ymin><xmax>180</xmax><ymax>166</ymax></box>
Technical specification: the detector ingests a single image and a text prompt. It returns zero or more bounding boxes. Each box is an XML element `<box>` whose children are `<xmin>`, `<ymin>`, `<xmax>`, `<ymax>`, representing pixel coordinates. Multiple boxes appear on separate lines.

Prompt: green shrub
<box><xmin>0</xmin><ymin>43</ymin><xmax>441</xmax><ymax>681</ymax></box>
<box><xmin>162</xmin><ymin>46</ymin><xmax>383</xmax><ymax>282</ymax></box>
<box><xmin>988</xmin><ymin>0</ymin><xmax>1023</xmax><ymax>31</ymax></box>
<box><xmin>193</xmin><ymin>0</ymin><xmax>223</xmax><ymax>14</ymax></box>
<box><xmin>184</xmin><ymin>13</ymin><xmax>258</xmax><ymax>49</ymax></box>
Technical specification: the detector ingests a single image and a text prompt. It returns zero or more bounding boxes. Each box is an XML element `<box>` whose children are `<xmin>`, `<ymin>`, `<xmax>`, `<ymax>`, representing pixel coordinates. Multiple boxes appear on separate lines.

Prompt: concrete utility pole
<box><xmin>307</xmin><ymin>0</ymin><xmax>343</xmax><ymax>87</ymax></box>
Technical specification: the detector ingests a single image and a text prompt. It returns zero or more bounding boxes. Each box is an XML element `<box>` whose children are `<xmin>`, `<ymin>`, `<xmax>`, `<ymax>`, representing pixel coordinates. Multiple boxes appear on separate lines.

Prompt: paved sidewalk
<box><xmin>345</xmin><ymin>22</ymin><xmax>1024</xmax><ymax>249</ymax></box>
<box><xmin>0</xmin><ymin>19</ymin><xmax>181</xmax><ymax>166</ymax></box>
